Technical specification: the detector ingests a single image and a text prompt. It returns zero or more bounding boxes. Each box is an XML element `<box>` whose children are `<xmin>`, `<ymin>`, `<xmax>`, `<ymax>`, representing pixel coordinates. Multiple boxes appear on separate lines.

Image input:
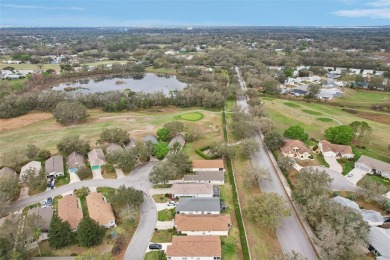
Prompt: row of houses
<box><xmin>0</xmin><ymin>69</ymin><xmax>45</xmax><ymax>79</ymax></box>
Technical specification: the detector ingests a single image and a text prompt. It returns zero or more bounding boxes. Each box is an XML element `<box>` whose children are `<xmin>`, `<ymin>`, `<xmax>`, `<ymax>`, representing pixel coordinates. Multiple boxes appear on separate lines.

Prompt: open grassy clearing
<box><xmin>262</xmin><ymin>98</ymin><xmax>390</xmax><ymax>160</ymax></box>
<box><xmin>0</xmin><ymin>107</ymin><xmax>222</xmax><ymax>164</ymax></box>
<box><xmin>157</xmin><ymin>208</ymin><xmax>175</xmax><ymax>221</ymax></box>
<box><xmin>338</xmin><ymin>88</ymin><xmax>390</xmax><ymax>108</ymax></box>
<box><xmin>301</xmin><ymin>109</ymin><xmax>322</xmax><ymax>115</ymax></box>
<box><xmin>358</xmin><ymin>175</ymin><xmax>390</xmax><ymax>192</ymax></box>
<box><xmin>316</xmin><ymin>117</ymin><xmax>333</xmax><ymax>122</ymax></box>
<box><xmin>283</xmin><ymin>102</ymin><xmax>301</xmax><ymax>108</ymax></box>
<box><xmin>151</xmin><ymin>230</ymin><xmax>173</xmax><ymax>243</ymax></box>
<box><xmin>145</xmin><ymin>67</ymin><xmax>177</xmax><ymax>75</ymax></box>
<box><xmin>174</xmin><ymin>112</ymin><xmax>204</xmax><ymax>121</ymax></box>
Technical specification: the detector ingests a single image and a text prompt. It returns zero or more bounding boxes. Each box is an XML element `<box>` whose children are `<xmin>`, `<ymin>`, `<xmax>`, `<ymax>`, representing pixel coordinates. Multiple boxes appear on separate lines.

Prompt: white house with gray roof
<box><xmin>355</xmin><ymin>155</ymin><xmax>390</xmax><ymax>179</ymax></box>
<box><xmin>176</xmin><ymin>197</ymin><xmax>221</xmax><ymax>215</ymax></box>
<box><xmin>45</xmin><ymin>156</ymin><xmax>64</xmax><ymax>178</ymax></box>
<box><xmin>369</xmin><ymin>227</ymin><xmax>390</xmax><ymax>259</ymax></box>
<box><xmin>182</xmin><ymin>171</ymin><xmax>225</xmax><ymax>185</ymax></box>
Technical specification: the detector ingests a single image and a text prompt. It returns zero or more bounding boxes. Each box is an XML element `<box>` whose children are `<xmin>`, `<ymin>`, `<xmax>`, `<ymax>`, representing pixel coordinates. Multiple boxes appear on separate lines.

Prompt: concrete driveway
<box><xmin>92</xmin><ymin>168</ymin><xmax>103</xmax><ymax>179</ymax></box>
<box><xmin>145</xmin><ymin>242</ymin><xmax>172</xmax><ymax>253</ymax></box>
<box><xmin>156</xmin><ymin>220</ymin><xmax>174</xmax><ymax>230</ymax></box>
<box><xmin>115</xmin><ymin>168</ymin><xmax>125</xmax><ymax>179</ymax></box>
<box><xmin>156</xmin><ymin>203</ymin><xmax>175</xmax><ymax>211</ymax></box>
<box><xmin>324</xmin><ymin>156</ymin><xmax>343</xmax><ymax>174</ymax></box>
<box><xmin>149</xmin><ymin>188</ymin><xmax>172</xmax><ymax>195</ymax></box>
<box><xmin>345</xmin><ymin>168</ymin><xmax>367</xmax><ymax>185</ymax></box>
<box><xmin>69</xmin><ymin>172</ymin><xmax>80</xmax><ymax>183</ymax></box>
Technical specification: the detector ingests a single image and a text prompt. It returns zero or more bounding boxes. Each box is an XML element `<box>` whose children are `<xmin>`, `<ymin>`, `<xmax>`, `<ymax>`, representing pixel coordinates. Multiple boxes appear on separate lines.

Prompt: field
<box><xmin>338</xmin><ymin>88</ymin><xmax>390</xmax><ymax>108</ymax></box>
<box><xmin>262</xmin><ymin>98</ymin><xmax>390</xmax><ymax>161</ymax></box>
<box><xmin>0</xmin><ymin>107</ymin><xmax>223</xmax><ymax>164</ymax></box>
<box><xmin>174</xmin><ymin>112</ymin><xmax>204</xmax><ymax>121</ymax></box>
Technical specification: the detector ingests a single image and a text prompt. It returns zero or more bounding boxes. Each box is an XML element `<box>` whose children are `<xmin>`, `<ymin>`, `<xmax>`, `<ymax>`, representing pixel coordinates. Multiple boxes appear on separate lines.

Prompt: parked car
<box><xmin>347</xmin><ymin>172</ymin><xmax>353</xmax><ymax>177</ymax></box>
<box><xmin>149</xmin><ymin>244</ymin><xmax>162</xmax><ymax>250</ymax></box>
<box><xmin>167</xmin><ymin>201</ymin><xmax>176</xmax><ymax>206</ymax></box>
<box><xmin>47</xmin><ymin>197</ymin><xmax>53</xmax><ymax>207</ymax></box>
<box><xmin>41</xmin><ymin>200</ymin><xmax>47</xmax><ymax>208</ymax></box>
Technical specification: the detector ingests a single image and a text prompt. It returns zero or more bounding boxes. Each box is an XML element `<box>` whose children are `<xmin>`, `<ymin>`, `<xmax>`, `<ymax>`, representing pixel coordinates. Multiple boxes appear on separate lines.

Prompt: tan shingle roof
<box><xmin>281</xmin><ymin>139</ymin><xmax>310</xmax><ymax>154</ymax></box>
<box><xmin>67</xmin><ymin>151</ymin><xmax>85</xmax><ymax>169</ymax></box>
<box><xmin>58</xmin><ymin>195</ymin><xmax>83</xmax><ymax>230</ymax></box>
<box><xmin>175</xmin><ymin>214</ymin><xmax>231</xmax><ymax>232</ymax></box>
<box><xmin>166</xmin><ymin>236</ymin><xmax>221</xmax><ymax>257</ymax></box>
<box><xmin>192</xmin><ymin>160</ymin><xmax>224</xmax><ymax>169</ymax></box>
<box><xmin>172</xmin><ymin>183</ymin><xmax>214</xmax><ymax>195</ymax></box>
<box><xmin>87</xmin><ymin>149</ymin><xmax>106</xmax><ymax>166</ymax></box>
<box><xmin>45</xmin><ymin>155</ymin><xmax>64</xmax><ymax>175</ymax></box>
<box><xmin>86</xmin><ymin>192</ymin><xmax>115</xmax><ymax>226</ymax></box>
<box><xmin>357</xmin><ymin>155</ymin><xmax>390</xmax><ymax>173</ymax></box>
<box><xmin>320</xmin><ymin>140</ymin><xmax>353</xmax><ymax>155</ymax></box>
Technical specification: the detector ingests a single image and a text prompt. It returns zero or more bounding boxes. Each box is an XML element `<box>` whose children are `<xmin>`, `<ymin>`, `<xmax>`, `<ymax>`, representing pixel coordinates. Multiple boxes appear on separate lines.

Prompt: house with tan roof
<box><xmin>172</xmin><ymin>183</ymin><xmax>214</xmax><ymax>198</ymax></box>
<box><xmin>45</xmin><ymin>155</ymin><xmax>64</xmax><ymax>178</ymax></box>
<box><xmin>20</xmin><ymin>161</ymin><xmax>42</xmax><ymax>182</ymax></box>
<box><xmin>87</xmin><ymin>149</ymin><xmax>106</xmax><ymax>171</ymax></box>
<box><xmin>106</xmin><ymin>143</ymin><xmax>123</xmax><ymax>155</ymax></box>
<box><xmin>192</xmin><ymin>160</ymin><xmax>224</xmax><ymax>172</ymax></box>
<box><xmin>166</xmin><ymin>236</ymin><xmax>221</xmax><ymax>260</ymax></box>
<box><xmin>175</xmin><ymin>214</ymin><xmax>231</xmax><ymax>236</ymax></box>
<box><xmin>319</xmin><ymin>140</ymin><xmax>354</xmax><ymax>159</ymax></box>
<box><xmin>86</xmin><ymin>192</ymin><xmax>116</xmax><ymax>228</ymax></box>
<box><xmin>355</xmin><ymin>155</ymin><xmax>390</xmax><ymax>179</ymax></box>
<box><xmin>67</xmin><ymin>151</ymin><xmax>86</xmax><ymax>174</ymax></box>
<box><xmin>58</xmin><ymin>195</ymin><xmax>83</xmax><ymax>230</ymax></box>
<box><xmin>280</xmin><ymin>139</ymin><xmax>311</xmax><ymax>160</ymax></box>
<box><xmin>182</xmin><ymin>171</ymin><xmax>225</xmax><ymax>185</ymax></box>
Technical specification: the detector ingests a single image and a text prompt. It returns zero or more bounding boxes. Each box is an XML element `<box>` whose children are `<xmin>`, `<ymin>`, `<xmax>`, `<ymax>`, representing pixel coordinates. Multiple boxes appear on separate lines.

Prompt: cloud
<box><xmin>0</xmin><ymin>4</ymin><xmax>84</xmax><ymax>11</ymax></box>
<box><xmin>333</xmin><ymin>8</ymin><xmax>390</xmax><ymax>18</ymax></box>
<box><xmin>367</xmin><ymin>0</ymin><xmax>390</xmax><ymax>6</ymax></box>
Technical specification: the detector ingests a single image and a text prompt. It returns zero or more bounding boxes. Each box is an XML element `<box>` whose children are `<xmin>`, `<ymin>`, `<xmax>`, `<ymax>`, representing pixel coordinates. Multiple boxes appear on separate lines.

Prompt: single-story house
<box><xmin>280</xmin><ymin>139</ymin><xmax>311</xmax><ymax>160</ymax></box>
<box><xmin>87</xmin><ymin>149</ymin><xmax>106</xmax><ymax>171</ymax></box>
<box><xmin>168</xmin><ymin>134</ymin><xmax>186</xmax><ymax>150</ymax></box>
<box><xmin>176</xmin><ymin>197</ymin><xmax>221</xmax><ymax>215</ymax></box>
<box><xmin>143</xmin><ymin>135</ymin><xmax>158</xmax><ymax>144</ymax></box>
<box><xmin>27</xmin><ymin>207</ymin><xmax>53</xmax><ymax>231</ymax></box>
<box><xmin>45</xmin><ymin>156</ymin><xmax>64</xmax><ymax>178</ymax></box>
<box><xmin>58</xmin><ymin>195</ymin><xmax>83</xmax><ymax>230</ymax></box>
<box><xmin>361</xmin><ymin>210</ymin><xmax>385</xmax><ymax>226</ymax></box>
<box><xmin>349</xmin><ymin>68</ymin><xmax>361</xmax><ymax>75</ymax></box>
<box><xmin>362</xmin><ymin>70</ymin><xmax>374</xmax><ymax>76</ymax></box>
<box><xmin>172</xmin><ymin>183</ymin><xmax>214</xmax><ymax>198</ymax></box>
<box><xmin>175</xmin><ymin>214</ymin><xmax>232</xmax><ymax>236</ymax></box>
<box><xmin>291</xmin><ymin>89</ymin><xmax>308</xmax><ymax>97</ymax></box>
<box><xmin>192</xmin><ymin>160</ymin><xmax>224</xmax><ymax>172</ymax></box>
<box><xmin>67</xmin><ymin>151</ymin><xmax>86</xmax><ymax>173</ymax></box>
<box><xmin>0</xmin><ymin>167</ymin><xmax>16</xmax><ymax>179</ymax></box>
<box><xmin>86</xmin><ymin>192</ymin><xmax>116</xmax><ymax>228</ymax></box>
<box><xmin>355</xmin><ymin>155</ymin><xmax>390</xmax><ymax>179</ymax></box>
<box><xmin>183</xmin><ymin>171</ymin><xmax>225</xmax><ymax>185</ymax></box>
<box><xmin>20</xmin><ymin>161</ymin><xmax>42</xmax><ymax>181</ymax></box>
<box><xmin>332</xmin><ymin>196</ymin><xmax>360</xmax><ymax>210</ymax></box>
<box><xmin>369</xmin><ymin>227</ymin><xmax>390</xmax><ymax>258</ymax></box>
<box><xmin>319</xmin><ymin>140</ymin><xmax>354</xmax><ymax>159</ymax></box>
<box><xmin>106</xmin><ymin>143</ymin><xmax>123</xmax><ymax>154</ymax></box>
<box><xmin>166</xmin><ymin>236</ymin><xmax>221</xmax><ymax>260</ymax></box>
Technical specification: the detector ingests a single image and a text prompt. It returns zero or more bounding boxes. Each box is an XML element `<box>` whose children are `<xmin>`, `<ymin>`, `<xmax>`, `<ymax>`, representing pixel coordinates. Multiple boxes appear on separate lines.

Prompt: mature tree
<box><xmin>307</xmin><ymin>84</ymin><xmax>321</xmax><ymax>97</ymax></box>
<box><xmin>249</xmin><ymin>105</ymin><xmax>267</xmax><ymax>118</ymax></box>
<box><xmin>264</xmin><ymin>131</ymin><xmax>284</xmax><ymax>151</ymax></box>
<box><xmin>298</xmin><ymin>70</ymin><xmax>310</xmax><ymax>77</ymax></box>
<box><xmin>278</xmin><ymin>156</ymin><xmax>296</xmax><ymax>171</ymax></box>
<box><xmin>2</xmin><ymin>149</ymin><xmax>27</xmax><ymax>168</ymax></box>
<box><xmin>283</xmin><ymin>67</ymin><xmax>294</xmax><ymax>77</ymax></box>
<box><xmin>156</xmin><ymin>127</ymin><xmax>170</xmax><ymax>142</ymax></box>
<box><xmin>25</xmin><ymin>144</ymin><xmax>40</xmax><ymax>160</ymax></box>
<box><xmin>324</xmin><ymin>125</ymin><xmax>354</xmax><ymax>145</ymax></box>
<box><xmin>167</xmin><ymin>151</ymin><xmax>192</xmax><ymax>176</ymax></box>
<box><xmin>349</xmin><ymin>121</ymin><xmax>372</xmax><ymax>147</ymax></box>
<box><xmin>107</xmin><ymin>150</ymin><xmax>137</xmax><ymax>172</ymax></box>
<box><xmin>99</xmin><ymin>127</ymin><xmax>129</xmax><ymax>145</ymax></box>
<box><xmin>57</xmin><ymin>136</ymin><xmax>90</xmax><ymax>156</ymax></box>
<box><xmin>134</xmin><ymin>140</ymin><xmax>151</xmax><ymax>162</ymax></box>
<box><xmin>263</xmin><ymin>79</ymin><xmax>281</xmax><ymax>96</ymax></box>
<box><xmin>184</xmin><ymin>124</ymin><xmax>204</xmax><ymax>142</ymax></box>
<box><xmin>53</xmin><ymin>101</ymin><xmax>87</xmax><ymax>125</ymax></box>
<box><xmin>164</xmin><ymin>121</ymin><xmax>184</xmax><ymax>138</ymax></box>
<box><xmin>48</xmin><ymin>215</ymin><xmax>74</xmax><ymax>248</ymax></box>
<box><xmin>231</xmin><ymin>111</ymin><xmax>257</xmax><ymax>140</ymax></box>
<box><xmin>24</xmin><ymin>168</ymin><xmax>47</xmax><ymax>193</ymax></box>
<box><xmin>153</xmin><ymin>142</ymin><xmax>170</xmax><ymax>160</ymax></box>
<box><xmin>355</xmin><ymin>74</ymin><xmax>365</xmax><ymax>83</ymax></box>
<box><xmin>76</xmin><ymin>217</ymin><xmax>105</xmax><ymax>247</ymax></box>
<box><xmin>360</xmin><ymin>177</ymin><xmax>387</xmax><ymax>202</ymax></box>
<box><xmin>369</xmin><ymin>76</ymin><xmax>384</xmax><ymax>89</ymax></box>
<box><xmin>254</xmin><ymin>117</ymin><xmax>275</xmax><ymax>134</ymax></box>
<box><xmin>283</xmin><ymin>125</ymin><xmax>308</xmax><ymax>141</ymax></box>
<box><xmin>75</xmin><ymin>187</ymin><xmax>90</xmax><ymax>198</ymax></box>
<box><xmin>76</xmin><ymin>166</ymin><xmax>93</xmax><ymax>180</ymax></box>
<box><xmin>209</xmin><ymin>142</ymin><xmax>236</xmax><ymax>158</ymax></box>
<box><xmin>149</xmin><ymin>161</ymin><xmax>177</xmax><ymax>186</ymax></box>
<box><xmin>0</xmin><ymin>176</ymin><xmax>20</xmax><ymax>215</ymax></box>
<box><xmin>119</xmin><ymin>205</ymin><xmax>138</xmax><ymax>222</ymax></box>
<box><xmin>110</xmin><ymin>185</ymin><xmax>144</xmax><ymax>209</ymax></box>
<box><xmin>246</xmin><ymin>193</ymin><xmax>291</xmax><ymax>230</ymax></box>
<box><xmin>243</xmin><ymin>166</ymin><xmax>272</xmax><ymax>188</ymax></box>
<box><xmin>237</xmin><ymin>138</ymin><xmax>260</xmax><ymax>159</ymax></box>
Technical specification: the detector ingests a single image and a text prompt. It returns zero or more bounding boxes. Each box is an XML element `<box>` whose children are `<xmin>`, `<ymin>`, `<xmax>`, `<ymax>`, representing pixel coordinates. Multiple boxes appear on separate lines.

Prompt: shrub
<box><xmin>76</xmin><ymin>166</ymin><xmax>92</xmax><ymax>180</ymax></box>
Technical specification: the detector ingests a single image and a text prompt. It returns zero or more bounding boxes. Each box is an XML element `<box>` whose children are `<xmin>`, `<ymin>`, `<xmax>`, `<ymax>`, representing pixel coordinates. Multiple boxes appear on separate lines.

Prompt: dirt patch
<box><xmin>0</xmin><ymin>112</ymin><xmax>52</xmax><ymax>132</ymax></box>
<box><xmin>342</xmin><ymin>108</ymin><xmax>390</xmax><ymax>124</ymax></box>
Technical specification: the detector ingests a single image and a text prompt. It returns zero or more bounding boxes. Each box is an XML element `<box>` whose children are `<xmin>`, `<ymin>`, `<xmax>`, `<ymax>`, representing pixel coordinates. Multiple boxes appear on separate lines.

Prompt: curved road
<box><xmin>236</xmin><ymin>67</ymin><xmax>318</xmax><ymax>260</ymax></box>
<box><xmin>6</xmin><ymin>162</ymin><xmax>157</xmax><ymax>260</ymax></box>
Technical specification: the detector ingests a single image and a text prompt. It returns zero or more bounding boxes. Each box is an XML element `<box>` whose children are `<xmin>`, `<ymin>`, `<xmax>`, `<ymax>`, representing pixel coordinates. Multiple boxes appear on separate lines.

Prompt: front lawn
<box><xmin>144</xmin><ymin>251</ymin><xmax>166</xmax><ymax>260</ymax></box>
<box><xmin>158</xmin><ymin>208</ymin><xmax>175</xmax><ymax>221</ymax></box>
<box><xmin>151</xmin><ymin>229</ymin><xmax>173</xmax><ymax>243</ymax></box>
<box><xmin>337</xmin><ymin>158</ymin><xmax>355</xmax><ymax>176</ymax></box>
<box><xmin>358</xmin><ymin>175</ymin><xmax>390</xmax><ymax>192</ymax></box>
<box><xmin>152</xmin><ymin>194</ymin><xmax>171</xmax><ymax>203</ymax></box>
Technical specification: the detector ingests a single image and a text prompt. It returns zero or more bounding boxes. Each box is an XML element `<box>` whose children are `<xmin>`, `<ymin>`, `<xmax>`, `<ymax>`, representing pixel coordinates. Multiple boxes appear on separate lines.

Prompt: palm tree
<box><xmin>34</xmin><ymin>227</ymin><xmax>41</xmax><ymax>256</ymax></box>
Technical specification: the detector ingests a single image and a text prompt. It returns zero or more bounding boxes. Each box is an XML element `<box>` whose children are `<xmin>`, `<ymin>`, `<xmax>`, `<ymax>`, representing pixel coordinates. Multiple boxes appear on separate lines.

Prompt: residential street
<box><xmin>6</xmin><ymin>162</ymin><xmax>158</xmax><ymax>260</ymax></box>
<box><xmin>235</xmin><ymin>67</ymin><xmax>318</xmax><ymax>260</ymax></box>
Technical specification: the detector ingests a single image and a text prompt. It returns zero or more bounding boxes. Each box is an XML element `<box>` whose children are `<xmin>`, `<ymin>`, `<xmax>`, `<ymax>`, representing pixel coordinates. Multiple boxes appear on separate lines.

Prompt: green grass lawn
<box><xmin>96</xmin><ymin>187</ymin><xmax>116</xmax><ymax>203</ymax></box>
<box><xmin>358</xmin><ymin>175</ymin><xmax>390</xmax><ymax>192</ymax></box>
<box><xmin>337</xmin><ymin>158</ymin><xmax>355</xmax><ymax>176</ymax></box>
<box><xmin>283</xmin><ymin>102</ymin><xmax>301</xmax><ymax>108</ymax></box>
<box><xmin>144</xmin><ymin>251</ymin><xmax>165</xmax><ymax>260</ymax></box>
<box><xmin>152</xmin><ymin>194</ymin><xmax>170</xmax><ymax>203</ymax></box>
<box><xmin>301</xmin><ymin>109</ymin><xmax>322</xmax><ymax>115</ymax></box>
<box><xmin>174</xmin><ymin>112</ymin><xmax>205</xmax><ymax>121</ymax></box>
<box><xmin>157</xmin><ymin>208</ymin><xmax>175</xmax><ymax>221</ymax></box>
<box><xmin>145</xmin><ymin>67</ymin><xmax>177</xmax><ymax>75</ymax></box>
<box><xmin>79</xmin><ymin>196</ymin><xmax>89</xmax><ymax>217</ymax></box>
<box><xmin>338</xmin><ymin>88</ymin><xmax>390</xmax><ymax>108</ymax></box>
<box><xmin>151</xmin><ymin>230</ymin><xmax>173</xmax><ymax>243</ymax></box>
<box><xmin>316</xmin><ymin>117</ymin><xmax>333</xmax><ymax>122</ymax></box>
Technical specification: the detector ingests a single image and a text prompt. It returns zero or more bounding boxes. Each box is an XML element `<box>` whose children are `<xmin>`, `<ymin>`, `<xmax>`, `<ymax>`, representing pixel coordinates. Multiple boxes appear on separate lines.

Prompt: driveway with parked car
<box><xmin>346</xmin><ymin>168</ymin><xmax>368</xmax><ymax>185</ymax></box>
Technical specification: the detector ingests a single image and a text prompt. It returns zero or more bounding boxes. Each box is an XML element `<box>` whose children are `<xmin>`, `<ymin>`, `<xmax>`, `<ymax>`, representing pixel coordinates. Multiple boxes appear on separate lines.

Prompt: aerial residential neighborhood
<box><xmin>1</xmin><ymin>1</ymin><xmax>390</xmax><ymax>259</ymax></box>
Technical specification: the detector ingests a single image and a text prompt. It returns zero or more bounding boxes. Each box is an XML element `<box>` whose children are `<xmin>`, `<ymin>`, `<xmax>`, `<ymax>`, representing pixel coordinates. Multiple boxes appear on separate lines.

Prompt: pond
<box><xmin>51</xmin><ymin>73</ymin><xmax>187</xmax><ymax>95</ymax></box>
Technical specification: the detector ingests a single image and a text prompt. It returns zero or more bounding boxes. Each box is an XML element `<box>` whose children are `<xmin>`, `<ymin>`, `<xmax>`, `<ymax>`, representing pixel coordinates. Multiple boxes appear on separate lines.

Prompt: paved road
<box><xmin>6</xmin><ymin>162</ymin><xmax>158</xmax><ymax>260</ymax></box>
<box><xmin>235</xmin><ymin>67</ymin><xmax>318</xmax><ymax>260</ymax></box>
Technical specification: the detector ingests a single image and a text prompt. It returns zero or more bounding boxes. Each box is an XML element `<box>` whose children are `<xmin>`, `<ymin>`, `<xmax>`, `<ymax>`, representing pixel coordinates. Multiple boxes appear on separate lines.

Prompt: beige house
<box><xmin>166</xmin><ymin>236</ymin><xmax>221</xmax><ymax>260</ymax></box>
<box><xmin>280</xmin><ymin>139</ymin><xmax>311</xmax><ymax>160</ymax></box>
<box><xmin>88</xmin><ymin>149</ymin><xmax>106</xmax><ymax>171</ymax></box>
<box><xmin>58</xmin><ymin>195</ymin><xmax>83</xmax><ymax>230</ymax></box>
<box><xmin>20</xmin><ymin>161</ymin><xmax>42</xmax><ymax>182</ymax></box>
<box><xmin>192</xmin><ymin>160</ymin><xmax>224</xmax><ymax>172</ymax></box>
<box><xmin>319</xmin><ymin>140</ymin><xmax>354</xmax><ymax>159</ymax></box>
<box><xmin>175</xmin><ymin>214</ymin><xmax>232</xmax><ymax>236</ymax></box>
<box><xmin>355</xmin><ymin>155</ymin><xmax>390</xmax><ymax>179</ymax></box>
<box><xmin>172</xmin><ymin>183</ymin><xmax>214</xmax><ymax>198</ymax></box>
<box><xmin>86</xmin><ymin>192</ymin><xmax>116</xmax><ymax>228</ymax></box>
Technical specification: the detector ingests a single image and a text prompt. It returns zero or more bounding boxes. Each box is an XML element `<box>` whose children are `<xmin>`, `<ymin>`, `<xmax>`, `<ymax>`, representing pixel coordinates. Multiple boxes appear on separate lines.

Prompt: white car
<box><xmin>167</xmin><ymin>201</ymin><xmax>176</xmax><ymax>206</ymax></box>
<box><xmin>41</xmin><ymin>200</ymin><xmax>47</xmax><ymax>208</ymax></box>
<box><xmin>347</xmin><ymin>173</ymin><xmax>353</xmax><ymax>177</ymax></box>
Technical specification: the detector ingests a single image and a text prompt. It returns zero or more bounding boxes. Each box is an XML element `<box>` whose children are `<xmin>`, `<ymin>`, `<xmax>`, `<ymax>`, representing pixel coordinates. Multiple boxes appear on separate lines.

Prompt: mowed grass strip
<box><xmin>174</xmin><ymin>112</ymin><xmax>204</xmax><ymax>121</ymax></box>
<box><xmin>316</xmin><ymin>117</ymin><xmax>333</xmax><ymax>122</ymax></box>
<box><xmin>283</xmin><ymin>102</ymin><xmax>301</xmax><ymax>108</ymax></box>
<box><xmin>301</xmin><ymin>109</ymin><xmax>322</xmax><ymax>115</ymax></box>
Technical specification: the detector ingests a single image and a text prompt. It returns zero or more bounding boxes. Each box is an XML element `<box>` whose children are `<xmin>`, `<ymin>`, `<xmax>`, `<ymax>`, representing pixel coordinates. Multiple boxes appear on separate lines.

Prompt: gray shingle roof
<box><xmin>67</xmin><ymin>152</ymin><xmax>85</xmax><ymax>169</ymax></box>
<box><xmin>28</xmin><ymin>207</ymin><xmax>53</xmax><ymax>231</ymax></box>
<box><xmin>183</xmin><ymin>171</ymin><xmax>225</xmax><ymax>182</ymax></box>
<box><xmin>369</xmin><ymin>227</ymin><xmax>390</xmax><ymax>258</ymax></box>
<box><xmin>45</xmin><ymin>156</ymin><xmax>64</xmax><ymax>175</ymax></box>
<box><xmin>176</xmin><ymin>197</ymin><xmax>220</xmax><ymax>213</ymax></box>
<box><xmin>332</xmin><ymin>196</ymin><xmax>360</xmax><ymax>210</ymax></box>
<box><xmin>361</xmin><ymin>210</ymin><xmax>384</xmax><ymax>224</ymax></box>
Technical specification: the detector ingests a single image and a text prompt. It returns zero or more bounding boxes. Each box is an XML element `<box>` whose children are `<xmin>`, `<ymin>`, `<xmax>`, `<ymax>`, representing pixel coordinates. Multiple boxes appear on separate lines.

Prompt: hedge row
<box><xmin>195</xmin><ymin>146</ymin><xmax>220</xmax><ymax>160</ymax></box>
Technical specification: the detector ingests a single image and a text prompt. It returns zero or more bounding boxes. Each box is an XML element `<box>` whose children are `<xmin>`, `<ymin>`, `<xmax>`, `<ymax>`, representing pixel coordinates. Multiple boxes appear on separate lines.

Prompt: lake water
<box><xmin>52</xmin><ymin>73</ymin><xmax>187</xmax><ymax>95</ymax></box>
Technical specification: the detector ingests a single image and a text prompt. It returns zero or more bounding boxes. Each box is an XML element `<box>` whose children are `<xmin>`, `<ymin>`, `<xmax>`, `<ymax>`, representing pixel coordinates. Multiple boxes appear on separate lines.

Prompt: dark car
<box><xmin>149</xmin><ymin>244</ymin><xmax>162</xmax><ymax>250</ymax></box>
<box><xmin>47</xmin><ymin>197</ymin><xmax>53</xmax><ymax>207</ymax></box>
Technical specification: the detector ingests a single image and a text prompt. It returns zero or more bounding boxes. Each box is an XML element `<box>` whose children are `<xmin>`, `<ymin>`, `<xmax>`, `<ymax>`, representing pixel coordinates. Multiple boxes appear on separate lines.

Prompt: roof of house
<box><xmin>192</xmin><ymin>160</ymin><xmax>224</xmax><ymax>169</ymax></box>
<box><xmin>106</xmin><ymin>143</ymin><xmax>123</xmax><ymax>154</ymax></box>
<box><xmin>143</xmin><ymin>135</ymin><xmax>158</xmax><ymax>144</ymax></box>
<box><xmin>369</xmin><ymin>227</ymin><xmax>390</xmax><ymax>257</ymax></box>
<box><xmin>168</xmin><ymin>134</ymin><xmax>186</xmax><ymax>148</ymax></box>
<box><xmin>28</xmin><ymin>207</ymin><xmax>53</xmax><ymax>231</ymax></box>
<box><xmin>0</xmin><ymin>167</ymin><xmax>15</xmax><ymax>179</ymax></box>
<box><xmin>166</xmin><ymin>236</ymin><xmax>221</xmax><ymax>257</ymax></box>
<box><xmin>87</xmin><ymin>149</ymin><xmax>106</xmax><ymax>166</ymax></box>
<box><xmin>320</xmin><ymin>140</ymin><xmax>353</xmax><ymax>155</ymax></box>
<box><xmin>280</xmin><ymin>139</ymin><xmax>311</xmax><ymax>154</ymax></box>
<box><xmin>20</xmin><ymin>161</ymin><xmax>42</xmax><ymax>178</ymax></box>
<box><xmin>45</xmin><ymin>156</ymin><xmax>64</xmax><ymax>174</ymax></box>
<box><xmin>356</xmin><ymin>155</ymin><xmax>390</xmax><ymax>173</ymax></box>
<box><xmin>172</xmin><ymin>183</ymin><xmax>214</xmax><ymax>195</ymax></box>
<box><xmin>58</xmin><ymin>195</ymin><xmax>83</xmax><ymax>230</ymax></box>
<box><xmin>67</xmin><ymin>151</ymin><xmax>86</xmax><ymax>169</ymax></box>
<box><xmin>177</xmin><ymin>197</ymin><xmax>220</xmax><ymax>212</ymax></box>
<box><xmin>291</xmin><ymin>89</ymin><xmax>308</xmax><ymax>95</ymax></box>
<box><xmin>183</xmin><ymin>171</ymin><xmax>225</xmax><ymax>182</ymax></box>
<box><xmin>361</xmin><ymin>210</ymin><xmax>384</xmax><ymax>224</ymax></box>
<box><xmin>86</xmin><ymin>192</ymin><xmax>115</xmax><ymax>226</ymax></box>
<box><xmin>175</xmin><ymin>214</ymin><xmax>231</xmax><ymax>232</ymax></box>
<box><xmin>332</xmin><ymin>196</ymin><xmax>360</xmax><ymax>210</ymax></box>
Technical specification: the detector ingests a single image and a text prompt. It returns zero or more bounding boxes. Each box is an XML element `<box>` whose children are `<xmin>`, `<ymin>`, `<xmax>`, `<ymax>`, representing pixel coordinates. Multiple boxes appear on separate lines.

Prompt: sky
<box><xmin>0</xmin><ymin>0</ymin><xmax>389</xmax><ymax>27</ymax></box>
